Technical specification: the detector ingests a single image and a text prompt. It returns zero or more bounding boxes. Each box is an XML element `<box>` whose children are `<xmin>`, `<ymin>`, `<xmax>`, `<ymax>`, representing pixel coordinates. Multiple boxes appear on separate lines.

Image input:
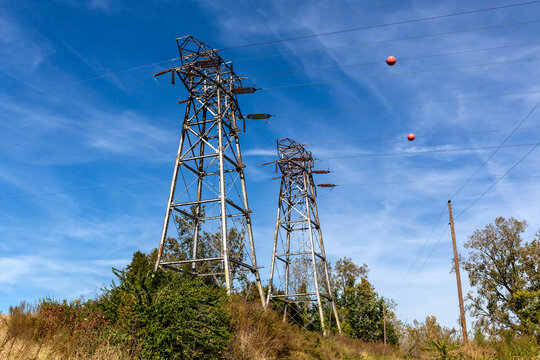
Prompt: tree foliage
<box><xmin>463</xmin><ymin>217</ymin><xmax>540</xmax><ymax>338</ymax></box>
<box><xmin>331</xmin><ymin>257</ymin><xmax>369</xmax><ymax>294</ymax></box>
<box><xmin>331</xmin><ymin>257</ymin><xmax>398</xmax><ymax>344</ymax></box>
<box><xmin>99</xmin><ymin>250</ymin><xmax>231</xmax><ymax>359</ymax></box>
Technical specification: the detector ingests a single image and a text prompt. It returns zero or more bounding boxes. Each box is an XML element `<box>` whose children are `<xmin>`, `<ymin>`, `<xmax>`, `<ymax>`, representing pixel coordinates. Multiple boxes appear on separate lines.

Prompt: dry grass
<box><xmin>226</xmin><ymin>298</ymin><xmax>402</xmax><ymax>360</ymax></box>
<box><xmin>0</xmin><ymin>303</ymin><xmax>128</xmax><ymax>360</ymax></box>
<box><xmin>452</xmin><ymin>342</ymin><xmax>497</xmax><ymax>359</ymax></box>
<box><xmin>3</xmin><ymin>300</ymin><xmax>537</xmax><ymax>359</ymax></box>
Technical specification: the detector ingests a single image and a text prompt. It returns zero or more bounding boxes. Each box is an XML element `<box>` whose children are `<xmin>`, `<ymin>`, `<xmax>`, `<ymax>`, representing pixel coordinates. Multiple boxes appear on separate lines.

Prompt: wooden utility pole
<box><xmin>447</xmin><ymin>200</ymin><xmax>468</xmax><ymax>343</ymax></box>
<box><xmin>383</xmin><ymin>300</ymin><xmax>387</xmax><ymax>345</ymax></box>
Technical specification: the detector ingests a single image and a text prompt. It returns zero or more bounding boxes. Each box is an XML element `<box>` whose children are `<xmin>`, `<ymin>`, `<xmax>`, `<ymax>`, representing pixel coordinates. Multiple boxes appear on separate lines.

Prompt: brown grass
<box><xmin>226</xmin><ymin>298</ymin><xmax>403</xmax><ymax>360</ymax></box>
<box><xmin>3</xmin><ymin>300</ymin><xmax>536</xmax><ymax>359</ymax></box>
<box><xmin>0</xmin><ymin>303</ymin><xmax>128</xmax><ymax>360</ymax></box>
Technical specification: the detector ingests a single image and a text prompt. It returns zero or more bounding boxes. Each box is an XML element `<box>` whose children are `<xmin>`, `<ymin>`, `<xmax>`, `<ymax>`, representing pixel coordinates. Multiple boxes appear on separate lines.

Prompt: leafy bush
<box><xmin>98</xmin><ymin>250</ymin><xmax>232</xmax><ymax>359</ymax></box>
<box><xmin>491</xmin><ymin>331</ymin><xmax>540</xmax><ymax>359</ymax></box>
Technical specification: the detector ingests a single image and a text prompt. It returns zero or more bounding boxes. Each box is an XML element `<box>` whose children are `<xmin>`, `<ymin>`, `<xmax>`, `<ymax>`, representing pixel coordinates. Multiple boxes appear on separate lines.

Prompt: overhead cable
<box><xmin>233</xmin><ymin>19</ymin><xmax>540</xmax><ymax>63</ymax></box>
<box><xmin>455</xmin><ymin>143</ymin><xmax>540</xmax><ymax>218</ymax></box>
<box><xmin>320</xmin><ymin>142</ymin><xmax>538</xmax><ymax>160</ymax></box>
<box><xmin>262</xmin><ymin>57</ymin><xmax>540</xmax><ymax>90</ymax></box>
<box><xmin>222</xmin><ymin>1</ymin><xmax>540</xmax><ymax>50</ymax></box>
<box><xmin>450</xmin><ymin>100</ymin><xmax>540</xmax><ymax>199</ymax></box>
<box><xmin>0</xmin><ymin>75</ymin><xmax>154</xmax><ymax>127</ymax></box>
<box><xmin>4</xmin><ymin>58</ymin><xmax>180</xmax><ymax>100</ymax></box>
<box><xmin>250</xmin><ymin>41</ymin><xmax>540</xmax><ymax>78</ymax></box>
<box><xmin>276</xmin><ymin>89</ymin><xmax>540</xmax><ymax>117</ymax></box>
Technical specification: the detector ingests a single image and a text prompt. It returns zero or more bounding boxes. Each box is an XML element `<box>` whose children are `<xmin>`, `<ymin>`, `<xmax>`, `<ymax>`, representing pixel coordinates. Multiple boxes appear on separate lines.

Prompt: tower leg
<box><xmin>283</xmin><ymin>180</ymin><xmax>292</xmax><ymax>321</ymax></box>
<box><xmin>266</xmin><ymin>178</ymin><xmax>283</xmax><ymax>307</ymax></box>
<box><xmin>216</xmin><ymin>84</ymin><xmax>232</xmax><ymax>294</ymax></box>
<box><xmin>304</xmin><ymin>172</ymin><xmax>326</xmax><ymax>335</ymax></box>
<box><xmin>233</xmin><ymin>134</ymin><xmax>265</xmax><ymax>306</ymax></box>
<box><xmin>155</xmin><ymin>101</ymin><xmax>191</xmax><ymax>271</ymax></box>
<box><xmin>310</xmin><ymin>182</ymin><xmax>342</xmax><ymax>333</ymax></box>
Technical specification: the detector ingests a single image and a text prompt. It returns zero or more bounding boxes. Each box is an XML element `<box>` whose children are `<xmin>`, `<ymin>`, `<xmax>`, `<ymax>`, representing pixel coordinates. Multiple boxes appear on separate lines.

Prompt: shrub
<box><xmin>99</xmin><ymin>251</ymin><xmax>232</xmax><ymax>359</ymax></box>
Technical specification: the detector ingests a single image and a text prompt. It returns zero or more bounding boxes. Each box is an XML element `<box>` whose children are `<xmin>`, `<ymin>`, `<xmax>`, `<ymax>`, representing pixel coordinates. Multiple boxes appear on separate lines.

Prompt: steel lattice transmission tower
<box><xmin>266</xmin><ymin>138</ymin><xmax>341</xmax><ymax>334</ymax></box>
<box><xmin>153</xmin><ymin>36</ymin><xmax>265</xmax><ymax>305</ymax></box>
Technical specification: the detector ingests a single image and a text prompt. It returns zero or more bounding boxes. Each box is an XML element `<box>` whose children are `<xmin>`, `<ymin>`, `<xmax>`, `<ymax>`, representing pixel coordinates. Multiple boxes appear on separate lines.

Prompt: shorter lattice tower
<box><xmin>153</xmin><ymin>36</ymin><xmax>267</xmax><ymax>305</ymax></box>
<box><xmin>266</xmin><ymin>138</ymin><xmax>341</xmax><ymax>334</ymax></box>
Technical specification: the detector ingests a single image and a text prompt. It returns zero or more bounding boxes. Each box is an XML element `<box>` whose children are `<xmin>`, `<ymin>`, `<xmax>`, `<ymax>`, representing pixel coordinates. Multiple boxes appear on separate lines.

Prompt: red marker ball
<box><xmin>386</xmin><ymin>56</ymin><xmax>396</xmax><ymax>66</ymax></box>
<box><xmin>407</xmin><ymin>133</ymin><xmax>415</xmax><ymax>141</ymax></box>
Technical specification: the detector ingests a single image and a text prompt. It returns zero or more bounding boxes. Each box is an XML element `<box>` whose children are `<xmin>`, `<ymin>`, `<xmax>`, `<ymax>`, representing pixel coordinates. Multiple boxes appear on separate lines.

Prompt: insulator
<box><xmin>232</xmin><ymin>87</ymin><xmax>258</xmax><ymax>94</ymax></box>
<box><xmin>154</xmin><ymin>68</ymin><xmax>173</xmax><ymax>77</ymax></box>
<box><xmin>317</xmin><ymin>184</ymin><xmax>336</xmax><ymax>188</ymax></box>
<box><xmin>178</xmin><ymin>99</ymin><xmax>188</xmax><ymax>104</ymax></box>
<box><xmin>247</xmin><ymin>113</ymin><xmax>271</xmax><ymax>120</ymax></box>
<box><xmin>312</xmin><ymin>170</ymin><xmax>331</xmax><ymax>174</ymax></box>
<box><xmin>195</xmin><ymin>59</ymin><xmax>219</xmax><ymax>68</ymax></box>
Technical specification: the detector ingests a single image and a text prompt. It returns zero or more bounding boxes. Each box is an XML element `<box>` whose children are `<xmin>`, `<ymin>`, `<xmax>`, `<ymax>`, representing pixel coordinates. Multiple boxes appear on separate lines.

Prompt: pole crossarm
<box><xmin>153</xmin><ymin>36</ymin><xmax>265</xmax><ymax>306</ymax></box>
<box><xmin>265</xmin><ymin>138</ymin><xmax>341</xmax><ymax>335</ymax></box>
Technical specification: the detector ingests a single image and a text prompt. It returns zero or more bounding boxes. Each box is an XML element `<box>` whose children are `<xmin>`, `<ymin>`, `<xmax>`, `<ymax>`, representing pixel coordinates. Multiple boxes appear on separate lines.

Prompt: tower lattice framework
<box><xmin>266</xmin><ymin>138</ymin><xmax>341</xmax><ymax>334</ymax></box>
<box><xmin>154</xmin><ymin>36</ymin><xmax>264</xmax><ymax>304</ymax></box>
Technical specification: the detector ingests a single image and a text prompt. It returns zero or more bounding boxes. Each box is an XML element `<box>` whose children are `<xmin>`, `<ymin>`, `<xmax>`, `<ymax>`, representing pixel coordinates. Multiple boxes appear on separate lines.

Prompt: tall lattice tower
<box><xmin>266</xmin><ymin>138</ymin><xmax>341</xmax><ymax>334</ymax></box>
<box><xmin>154</xmin><ymin>36</ymin><xmax>265</xmax><ymax>305</ymax></box>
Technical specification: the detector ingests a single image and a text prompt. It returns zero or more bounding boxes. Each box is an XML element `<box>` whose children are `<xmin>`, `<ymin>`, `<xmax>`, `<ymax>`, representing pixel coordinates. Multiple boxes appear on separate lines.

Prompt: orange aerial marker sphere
<box><xmin>407</xmin><ymin>133</ymin><xmax>415</xmax><ymax>141</ymax></box>
<box><xmin>386</xmin><ymin>56</ymin><xmax>396</xmax><ymax>66</ymax></box>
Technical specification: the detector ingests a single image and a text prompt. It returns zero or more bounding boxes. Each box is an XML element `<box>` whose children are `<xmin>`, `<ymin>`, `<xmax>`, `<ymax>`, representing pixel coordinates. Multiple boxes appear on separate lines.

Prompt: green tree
<box><xmin>331</xmin><ymin>257</ymin><xmax>398</xmax><ymax>344</ymax></box>
<box><xmin>463</xmin><ymin>217</ymin><xmax>540</xmax><ymax>337</ymax></box>
<box><xmin>331</xmin><ymin>257</ymin><xmax>368</xmax><ymax>294</ymax></box>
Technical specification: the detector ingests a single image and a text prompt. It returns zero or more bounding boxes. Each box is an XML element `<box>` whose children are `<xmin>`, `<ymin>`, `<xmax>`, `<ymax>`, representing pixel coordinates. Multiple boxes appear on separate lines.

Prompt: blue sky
<box><xmin>1</xmin><ymin>0</ymin><xmax>540</xmax><ymax>330</ymax></box>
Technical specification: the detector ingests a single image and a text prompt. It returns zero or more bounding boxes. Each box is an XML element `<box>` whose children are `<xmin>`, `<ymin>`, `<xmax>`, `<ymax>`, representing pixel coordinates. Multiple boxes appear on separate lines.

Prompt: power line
<box><xmin>390</xmin><ymin>205</ymin><xmax>447</xmax><ymax>297</ymax></box>
<box><xmin>1</xmin><ymin>102</ymin><xmax>178</xmax><ymax>151</ymax></box>
<box><xmin>277</xmin><ymin>89</ymin><xmax>540</xmax><ymax>117</ymax></box>
<box><xmin>327</xmin><ymin>160</ymin><xmax>540</xmax><ymax>173</ymax></box>
<box><xmin>221</xmin><ymin>1</ymin><xmax>540</xmax><ymax>50</ymax></box>
<box><xmin>233</xmin><ymin>19</ymin><xmax>540</xmax><ymax>63</ymax></box>
<box><xmin>249</xmin><ymin>41</ymin><xmax>540</xmax><ymax>78</ymax></box>
<box><xmin>4</xmin><ymin>57</ymin><xmax>180</xmax><ymax>100</ymax></box>
<box><xmin>4</xmin><ymin>29</ymin><xmax>534</xmax><ymax>132</ymax></box>
<box><xmin>396</xmin><ymin>225</ymin><xmax>450</xmax><ymax>300</ymax></box>
<box><xmin>0</xmin><ymin>75</ymin><xmax>154</xmax><ymax>127</ymax></box>
<box><xmin>339</xmin><ymin>174</ymin><xmax>540</xmax><ymax>186</ymax></box>
<box><xmin>0</xmin><ymin>179</ymin><xmax>169</xmax><ymax>201</ymax></box>
<box><xmin>320</xmin><ymin>143</ymin><xmax>538</xmax><ymax>160</ymax></box>
<box><xmin>4</xmin><ymin>2</ymin><xmax>538</xmax><ymax>101</ymax></box>
<box><xmin>392</xmin><ymin>101</ymin><xmax>540</xmax><ymax>299</ymax></box>
<box><xmin>262</xmin><ymin>57</ymin><xmax>540</xmax><ymax>90</ymax></box>
<box><xmin>10</xmin><ymin>159</ymin><xmax>537</xmax><ymax>203</ymax></box>
<box><xmin>307</xmin><ymin>126</ymin><xmax>540</xmax><ymax>146</ymax></box>
<box><xmin>455</xmin><ymin>142</ymin><xmax>540</xmax><ymax>218</ymax></box>
<box><xmin>450</xmin><ymin>100</ymin><xmax>540</xmax><ymax>199</ymax></box>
